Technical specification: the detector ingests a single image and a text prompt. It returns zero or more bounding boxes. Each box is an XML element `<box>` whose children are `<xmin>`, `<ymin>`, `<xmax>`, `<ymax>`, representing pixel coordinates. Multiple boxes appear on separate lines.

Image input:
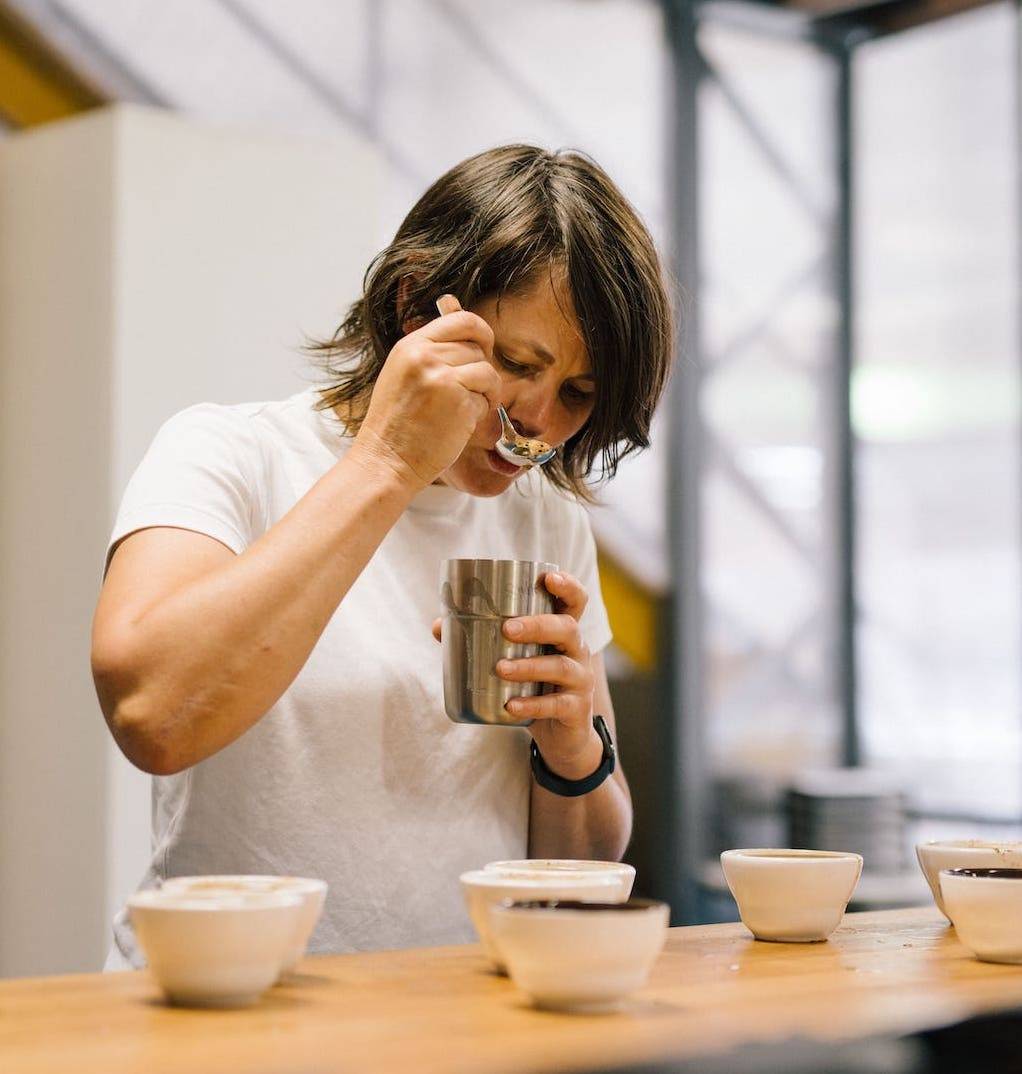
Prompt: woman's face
<box><xmin>439</xmin><ymin>275</ymin><xmax>596</xmax><ymax>497</ymax></box>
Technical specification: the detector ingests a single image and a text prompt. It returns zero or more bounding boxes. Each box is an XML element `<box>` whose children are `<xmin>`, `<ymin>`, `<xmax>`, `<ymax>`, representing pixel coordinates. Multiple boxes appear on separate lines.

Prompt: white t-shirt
<box><xmin>105</xmin><ymin>388</ymin><xmax>612</xmax><ymax>968</ymax></box>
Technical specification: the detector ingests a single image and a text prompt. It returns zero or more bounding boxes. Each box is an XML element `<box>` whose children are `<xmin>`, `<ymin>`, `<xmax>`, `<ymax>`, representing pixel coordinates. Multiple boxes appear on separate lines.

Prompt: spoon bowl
<box><xmin>495</xmin><ymin>405</ymin><xmax>557</xmax><ymax>467</ymax></box>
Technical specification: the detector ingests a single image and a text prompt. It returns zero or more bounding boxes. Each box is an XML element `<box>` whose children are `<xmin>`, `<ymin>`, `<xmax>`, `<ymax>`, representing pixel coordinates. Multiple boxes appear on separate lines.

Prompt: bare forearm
<box><xmin>528</xmin><ymin>771</ymin><xmax>632</xmax><ymax>861</ymax></box>
<box><xmin>95</xmin><ymin>445</ymin><xmax>415</xmax><ymax>773</ymax></box>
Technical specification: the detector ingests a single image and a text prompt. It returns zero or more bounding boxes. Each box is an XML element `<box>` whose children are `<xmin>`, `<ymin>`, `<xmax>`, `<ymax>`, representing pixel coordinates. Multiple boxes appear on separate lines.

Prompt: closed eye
<box><xmin>562</xmin><ymin>382</ymin><xmax>595</xmax><ymax>406</ymax></box>
<box><xmin>496</xmin><ymin>350</ymin><xmax>533</xmax><ymax>376</ymax></box>
<box><xmin>497</xmin><ymin>349</ymin><xmax>594</xmax><ymax>406</ymax></box>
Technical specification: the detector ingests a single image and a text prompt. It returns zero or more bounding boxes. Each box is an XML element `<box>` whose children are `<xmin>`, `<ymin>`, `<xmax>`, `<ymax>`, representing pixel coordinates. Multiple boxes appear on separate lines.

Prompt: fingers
<box><xmin>542</xmin><ymin>571</ymin><xmax>588</xmax><ymax>621</ymax></box>
<box><xmin>497</xmin><ymin>653</ymin><xmax>590</xmax><ymax>692</ymax></box>
<box><xmin>505</xmin><ymin>689</ymin><xmax>591</xmax><ymax>723</ymax></box>
<box><xmin>425</xmin><ymin>294</ymin><xmax>495</xmax><ymax>357</ymax></box>
<box><xmin>431</xmin><ymin>617</ymin><xmax>442</xmax><ymax>643</ymax></box>
<box><xmin>405</xmin><ymin>338</ymin><xmax>490</xmax><ymax>369</ymax></box>
<box><xmin>503</xmin><ymin>613</ymin><xmax>588</xmax><ymax>658</ymax></box>
<box><xmin>425</xmin><ymin>311</ymin><xmax>495</xmax><ymax>356</ymax></box>
<box><xmin>429</xmin><ymin>340</ymin><xmax>488</xmax><ymax>364</ymax></box>
<box><xmin>453</xmin><ymin>361</ymin><xmax>503</xmax><ymax>410</ymax></box>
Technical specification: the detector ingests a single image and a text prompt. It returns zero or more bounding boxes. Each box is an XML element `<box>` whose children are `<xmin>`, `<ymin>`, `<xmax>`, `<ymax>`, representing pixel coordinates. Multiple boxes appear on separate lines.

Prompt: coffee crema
<box><xmin>944</xmin><ymin>868</ymin><xmax>1022</xmax><ymax>880</ymax></box>
<box><xmin>501</xmin><ymin>898</ymin><xmax>661</xmax><ymax>913</ymax></box>
<box><xmin>736</xmin><ymin>849</ymin><xmax>857</xmax><ymax>860</ymax></box>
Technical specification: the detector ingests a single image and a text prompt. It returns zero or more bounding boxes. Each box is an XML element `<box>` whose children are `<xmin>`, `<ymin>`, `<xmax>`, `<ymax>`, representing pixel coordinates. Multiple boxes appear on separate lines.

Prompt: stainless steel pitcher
<box><xmin>441</xmin><ymin>559</ymin><xmax>558</xmax><ymax>726</ymax></box>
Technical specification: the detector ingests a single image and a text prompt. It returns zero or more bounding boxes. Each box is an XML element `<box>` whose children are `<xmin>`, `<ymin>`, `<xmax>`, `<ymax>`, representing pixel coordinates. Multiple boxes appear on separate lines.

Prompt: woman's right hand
<box><xmin>352</xmin><ymin>294</ymin><xmax>503</xmax><ymax>490</ymax></box>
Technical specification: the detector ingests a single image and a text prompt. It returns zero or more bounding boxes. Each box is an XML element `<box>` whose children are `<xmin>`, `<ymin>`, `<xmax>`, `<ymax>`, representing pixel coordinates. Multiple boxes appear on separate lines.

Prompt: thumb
<box><xmin>436</xmin><ymin>293</ymin><xmax>462</xmax><ymax>316</ymax></box>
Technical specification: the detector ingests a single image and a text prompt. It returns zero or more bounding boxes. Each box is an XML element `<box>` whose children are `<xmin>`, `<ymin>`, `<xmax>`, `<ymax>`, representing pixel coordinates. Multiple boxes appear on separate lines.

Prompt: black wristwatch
<box><xmin>530</xmin><ymin>715</ymin><xmax>616</xmax><ymax>798</ymax></box>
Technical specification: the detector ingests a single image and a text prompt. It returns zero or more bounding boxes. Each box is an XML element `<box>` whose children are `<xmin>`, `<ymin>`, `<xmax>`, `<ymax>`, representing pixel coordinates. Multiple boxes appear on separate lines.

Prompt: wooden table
<box><xmin>4</xmin><ymin>908</ymin><xmax>1022</xmax><ymax>1074</ymax></box>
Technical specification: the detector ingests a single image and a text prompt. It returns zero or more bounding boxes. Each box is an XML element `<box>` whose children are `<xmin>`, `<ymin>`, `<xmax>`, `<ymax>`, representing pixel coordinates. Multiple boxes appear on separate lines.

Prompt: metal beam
<box><xmin>4</xmin><ymin>0</ymin><xmax>165</xmax><ymax>109</ymax></box>
<box><xmin>663</xmin><ymin>0</ymin><xmax>705</xmax><ymax>925</ymax></box>
<box><xmin>213</xmin><ymin>0</ymin><xmax>423</xmax><ymax>184</ymax></box>
<box><xmin>704</xmin><ymin>251</ymin><xmax>830</xmax><ymax>372</ymax></box>
<box><xmin>700</xmin><ymin>50</ymin><xmax>830</xmax><ymax>227</ymax></box>
<box><xmin>701</xmin><ymin>0</ymin><xmax>1002</xmax><ymax>42</ymax></box>
<box><xmin>833</xmin><ymin>42</ymin><xmax>858</xmax><ymax>766</ymax></box>
<box><xmin>365</xmin><ymin>0</ymin><xmax>383</xmax><ymax>141</ymax></box>
<box><xmin>705</xmin><ymin>430</ymin><xmax>821</xmax><ymax>566</ymax></box>
<box><xmin>783</xmin><ymin>0</ymin><xmax>886</xmax><ymax>13</ymax></box>
<box><xmin>431</xmin><ymin>0</ymin><xmax>583</xmax><ymax>149</ymax></box>
<box><xmin>697</xmin><ymin>0</ymin><xmax>823</xmax><ymax>41</ymax></box>
<box><xmin>814</xmin><ymin>0</ymin><xmax>1001</xmax><ymax>36</ymax></box>
<box><xmin>710</xmin><ymin>608</ymin><xmax>831</xmax><ymax>714</ymax></box>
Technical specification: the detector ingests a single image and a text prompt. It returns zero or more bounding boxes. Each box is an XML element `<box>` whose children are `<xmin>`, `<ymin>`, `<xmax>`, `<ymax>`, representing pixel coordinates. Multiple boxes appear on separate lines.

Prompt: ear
<box><xmin>397</xmin><ymin>276</ymin><xmax>429</xmax><ymax>335</ymax></box>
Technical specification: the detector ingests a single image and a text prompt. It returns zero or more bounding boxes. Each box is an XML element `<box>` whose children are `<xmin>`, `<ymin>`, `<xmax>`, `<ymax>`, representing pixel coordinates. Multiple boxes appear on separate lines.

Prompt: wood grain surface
<box><xmin>4</xmin><ymin>908</ymin><xmax>1022</xmax><ymax>1074</ymax></box>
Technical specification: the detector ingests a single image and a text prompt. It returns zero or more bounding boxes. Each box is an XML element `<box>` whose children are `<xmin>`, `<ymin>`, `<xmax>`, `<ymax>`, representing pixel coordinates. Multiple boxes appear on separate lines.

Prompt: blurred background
<box><xmin>0</xmin><ymin>0</ymin><xmax>1018</xmax><ymax>977</ymax></box>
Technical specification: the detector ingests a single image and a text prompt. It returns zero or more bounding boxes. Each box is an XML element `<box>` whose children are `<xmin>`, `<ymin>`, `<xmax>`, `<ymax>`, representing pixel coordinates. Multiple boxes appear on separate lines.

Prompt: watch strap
<box><xmin>530</xmin><ymin>715</ymin><xmax>616</xmax><ymax>798</ymax></box>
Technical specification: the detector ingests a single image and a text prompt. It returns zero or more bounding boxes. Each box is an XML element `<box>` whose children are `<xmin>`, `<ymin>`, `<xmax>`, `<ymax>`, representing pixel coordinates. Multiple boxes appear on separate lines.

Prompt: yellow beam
<box><xmin>597</xmin><ymin>551</ymin><xmax>661</xmax><ymax>673</ymax></box>
<box><xmin>0</xmin><ymin>5</ymin><xmax>103</xmax><ymax>127</ymax></box>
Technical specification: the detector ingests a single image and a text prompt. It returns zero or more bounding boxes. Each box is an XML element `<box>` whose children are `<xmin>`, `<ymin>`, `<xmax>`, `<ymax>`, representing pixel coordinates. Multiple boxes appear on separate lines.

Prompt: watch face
<box><xmin>593</xmin><ymin>715</ymin><xmax>616</xmax><ymax>774</ymax></box>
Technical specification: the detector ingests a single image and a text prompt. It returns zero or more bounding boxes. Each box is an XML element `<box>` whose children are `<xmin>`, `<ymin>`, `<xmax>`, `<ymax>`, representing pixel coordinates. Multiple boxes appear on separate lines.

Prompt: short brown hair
<box><xmin>310</xmin><ymin>145</ymin><xmax>674</xmax><ymax>499</ymax></box>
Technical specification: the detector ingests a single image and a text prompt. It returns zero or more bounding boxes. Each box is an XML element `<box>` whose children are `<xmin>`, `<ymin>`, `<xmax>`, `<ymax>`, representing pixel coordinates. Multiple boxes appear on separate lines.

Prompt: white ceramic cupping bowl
<box><xmin>721</xmin><ymin>849</ymin><xmax>863</xmax><ymax>943</ymax></box>
<box><xmin>484</xmin><ymin>859</ymin><xmax>635</xmax><ymax>901</ymax></box>
<box><xmin>461</xmin><ymin>868</ymin><xmax>623</xmax><ymax>972</ymax></box>
<box><xmin>915</xmin><ymin>841</ymin><xmax>1022</xmax><ymax>920</ymax></box>
<box><xmin>127</xmin><ymin>888</ymin><xmax>303</xmax><ymax>1008</ymax></box>
<box><xmin>161</xmin><ymin>875</ymin><xmax>328</xmax><ymax>974</ymax></box>
<box><xmin>939</xmin><ymin>868</ymin><xmax>1022</xmax><ymax>964</ymax></box>
<box><xmin>489</xmin><ymin>898</ymin><xmax>669</xmax><ymax>1012</ymax></box>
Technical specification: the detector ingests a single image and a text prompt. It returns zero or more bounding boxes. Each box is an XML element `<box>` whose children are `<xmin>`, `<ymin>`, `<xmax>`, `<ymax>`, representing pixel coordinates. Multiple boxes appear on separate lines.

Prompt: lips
<box><xmin>486</xmin><ymin>450</ymin><xmax>523</xmax><ymax>477</ymax></box>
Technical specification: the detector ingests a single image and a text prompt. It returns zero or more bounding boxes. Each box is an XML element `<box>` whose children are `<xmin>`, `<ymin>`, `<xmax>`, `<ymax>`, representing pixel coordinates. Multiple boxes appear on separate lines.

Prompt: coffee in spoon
<box><xmin>494</xmin><ymin>405</ymin><xmax>557</xmax><ymax>467</ymax></box>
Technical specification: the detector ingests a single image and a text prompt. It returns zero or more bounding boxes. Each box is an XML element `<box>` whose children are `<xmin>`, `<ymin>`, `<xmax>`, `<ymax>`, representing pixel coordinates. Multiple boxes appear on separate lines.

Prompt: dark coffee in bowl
<box><xmin>945</xmin><ymin>868</ymin><xmax>1022</xmax><ymax>880</ymax></box>
<box><xmin>502</xmin><ymin>898</ymin><xmax>662</xmax><ymax>912</ymax></box>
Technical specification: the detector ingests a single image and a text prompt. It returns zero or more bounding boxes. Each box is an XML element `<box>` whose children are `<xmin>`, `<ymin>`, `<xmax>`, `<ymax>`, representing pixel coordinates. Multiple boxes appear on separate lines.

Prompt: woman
<box><xmin>91</xmin><ymin>145</ymin><xmax>673</xmax><ymax>967</ymax></box>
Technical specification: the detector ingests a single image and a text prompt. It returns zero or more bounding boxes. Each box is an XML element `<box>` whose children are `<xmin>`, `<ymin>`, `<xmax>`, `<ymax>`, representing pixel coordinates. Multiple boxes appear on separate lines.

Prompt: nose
<box><xmin>506</xmin><ymin>381</ymin><xmax>556</xmax><ymax>440</ymax></box>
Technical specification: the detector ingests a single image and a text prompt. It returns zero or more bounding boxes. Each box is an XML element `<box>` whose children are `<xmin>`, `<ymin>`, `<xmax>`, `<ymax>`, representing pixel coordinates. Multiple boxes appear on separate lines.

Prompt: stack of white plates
<box><xmin>787</xmin><ymin>768</ymin><xmax>908</xmax><ymax>873</ymax></box>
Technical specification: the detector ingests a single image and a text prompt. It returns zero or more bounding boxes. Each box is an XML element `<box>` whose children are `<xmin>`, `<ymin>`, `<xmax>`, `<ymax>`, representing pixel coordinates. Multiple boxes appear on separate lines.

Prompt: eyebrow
<box><xmin>511</xmin><ymin>339</ymin><xmax>595</xmax><ymax>381</ymax></box>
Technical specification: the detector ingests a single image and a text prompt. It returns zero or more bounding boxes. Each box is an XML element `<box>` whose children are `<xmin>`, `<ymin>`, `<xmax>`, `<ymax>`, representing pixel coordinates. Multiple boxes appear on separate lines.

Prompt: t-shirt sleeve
<box><xmin>555</xmin><ymin>494</ymin><xmax>614</xmax><ymax>655</ymax></box>
<box><xmin>106</xmin><ymin>403</ymin><xmax>265</xmax><ymax>571</ymax></box>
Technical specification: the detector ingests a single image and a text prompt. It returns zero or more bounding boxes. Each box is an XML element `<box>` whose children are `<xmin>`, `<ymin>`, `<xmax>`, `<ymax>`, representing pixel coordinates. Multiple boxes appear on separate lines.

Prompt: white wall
<box><xmin>0</xmin><ymin>104</ymin><xmax>381</xmax><ymax>976</ymax></box>
<box><xmin>0</xmin><ymin>108</ymin><xmax>116</xmax><ymax>979</ymax></box>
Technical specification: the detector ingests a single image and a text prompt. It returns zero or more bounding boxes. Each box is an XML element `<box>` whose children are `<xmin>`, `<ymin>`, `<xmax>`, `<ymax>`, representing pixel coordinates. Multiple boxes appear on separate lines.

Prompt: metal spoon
<box><xmin>433</xmin><ymin>295</ymin><xmax>557</xmax><ymax>467</ymax></box>
<box><xmin>495</xmin><ymin>405</ymin><xmax>557</xmax><ymax>467</ymax></box>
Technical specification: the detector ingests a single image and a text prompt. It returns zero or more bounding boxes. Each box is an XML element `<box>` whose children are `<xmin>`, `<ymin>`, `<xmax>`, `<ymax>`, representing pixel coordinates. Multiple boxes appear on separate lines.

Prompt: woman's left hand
<box><xmin>495</xmin><ymin>571</ymin><xmax>599</xmax><ymax>777</ymax></box>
